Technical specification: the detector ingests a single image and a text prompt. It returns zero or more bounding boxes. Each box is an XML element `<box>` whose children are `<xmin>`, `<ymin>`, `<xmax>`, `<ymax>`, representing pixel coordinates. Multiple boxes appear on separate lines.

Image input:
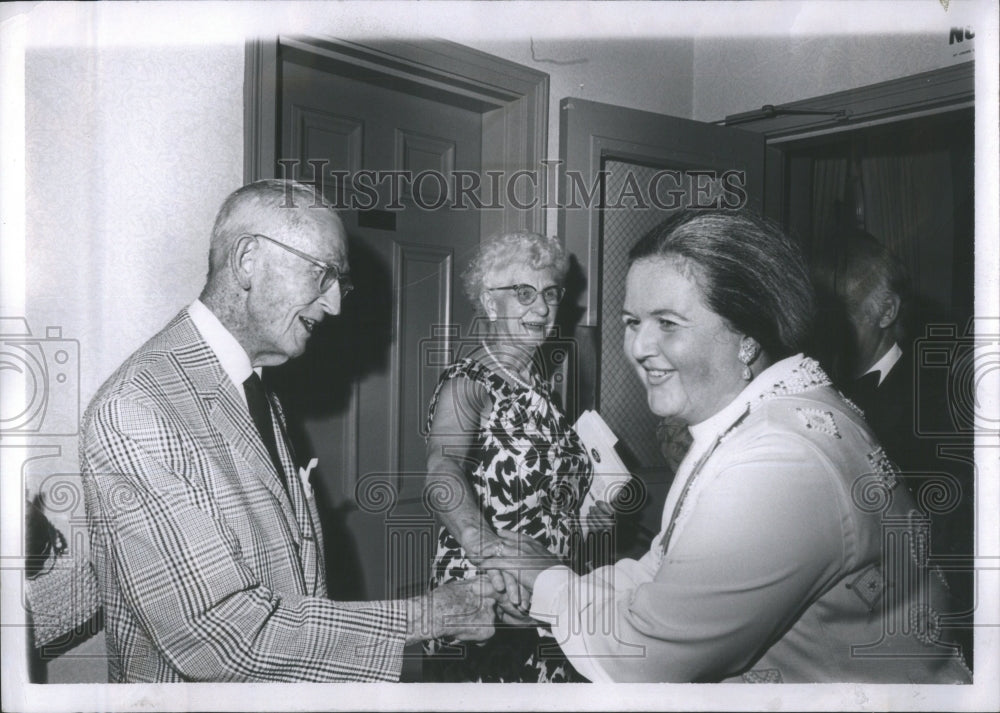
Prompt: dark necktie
<box><xmin>243</xmin><ymin>372</ymin><xmax>290</xmax><ymax>494</ymax></box>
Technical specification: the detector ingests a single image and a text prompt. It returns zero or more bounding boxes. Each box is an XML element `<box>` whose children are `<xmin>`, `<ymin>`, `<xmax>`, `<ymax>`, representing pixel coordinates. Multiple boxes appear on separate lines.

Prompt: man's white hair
<box><xmin>206</xmin><ymin>179</ymin><xmax>332</xmax><ymax>280</ymax></box>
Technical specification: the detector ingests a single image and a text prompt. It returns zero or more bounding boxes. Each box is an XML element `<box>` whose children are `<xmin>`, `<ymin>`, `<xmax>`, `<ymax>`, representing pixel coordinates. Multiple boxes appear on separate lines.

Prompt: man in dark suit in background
<box><xmin>826</xmin><ymin>231</ymin><xmax>916</xmax><ymax>461</ymax></box>
<box><xmin>81</xmin><ymin>180</ymin><xmax>496</xmax><ymax>682</ymax></box>
<box><xmin>814</xmin><ymin>229</ymin><xmax>974</xmax><ymax>665</ymax></box>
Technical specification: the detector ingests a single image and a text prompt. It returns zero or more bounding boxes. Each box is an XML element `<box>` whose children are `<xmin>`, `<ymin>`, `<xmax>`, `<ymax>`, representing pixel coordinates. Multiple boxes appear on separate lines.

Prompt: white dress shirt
<box><xmin>187</xmin><ymin>299</ymin><xmax>256</xmax><ymax>406</ymax></box>
<box><xmin>863</xmin><ymin>341</ymin><xmax>902</xmax><ymax>386</ymax></box>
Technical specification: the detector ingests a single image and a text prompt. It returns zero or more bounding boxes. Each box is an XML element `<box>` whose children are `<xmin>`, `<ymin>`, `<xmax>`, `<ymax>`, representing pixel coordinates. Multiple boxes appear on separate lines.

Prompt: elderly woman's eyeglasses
<box><xmin>487</xmin><ymin>284</ymin><xmax>565</xmax><ymax>306</ymax></box>
<box><xmin>249</xmin><ymin>233</ymin><xmax>353</xmax><ymax>297</ymax></box>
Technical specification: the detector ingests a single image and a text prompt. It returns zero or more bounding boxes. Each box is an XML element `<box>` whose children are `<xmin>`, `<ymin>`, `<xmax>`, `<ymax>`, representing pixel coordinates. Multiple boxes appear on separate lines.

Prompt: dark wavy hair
<box><xmin>627</xmin><ymin>209</ymin><xmax>815</xmax><ymax>360</ymax></box>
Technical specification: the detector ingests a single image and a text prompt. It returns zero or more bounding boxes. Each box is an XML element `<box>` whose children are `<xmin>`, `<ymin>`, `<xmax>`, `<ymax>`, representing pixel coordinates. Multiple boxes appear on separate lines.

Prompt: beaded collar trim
<box><xmin>746</xmin><ymin>357</ymin><xmax>831</xmax><ymax>413</ymax></box>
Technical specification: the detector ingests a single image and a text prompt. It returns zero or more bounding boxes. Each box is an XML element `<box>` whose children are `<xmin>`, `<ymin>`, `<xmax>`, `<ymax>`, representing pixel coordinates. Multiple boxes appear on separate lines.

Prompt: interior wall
<box><xmin>23</xmin><ymin>43</ymin><xmax>244</xmax><ymax>682</ymax></box>
<box><xmin>691</xmin><ymin>33</ymin><xmax>971</xmax><ymax>122</ymax></box>
<box><xmin>469</xmin><ymin>37</ymin><xmax>694</xmax><ymax>237</ymax></box>
<box><xmin>26</xmin><ymin>44</ymin><xmax>244</xmax><ymax>410</ymax></box>
<box><xmin>470</xmin><ymin>37</ymin><xmax>695</xmax><ymax>169</ymax></box>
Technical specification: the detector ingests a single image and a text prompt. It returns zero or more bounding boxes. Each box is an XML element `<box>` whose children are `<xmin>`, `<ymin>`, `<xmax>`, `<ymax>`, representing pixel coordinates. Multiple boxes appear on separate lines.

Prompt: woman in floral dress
<box><xmin>422</xmin><ymin>231</ymin><xmax>594</xmax><ymax>682</ymax></box>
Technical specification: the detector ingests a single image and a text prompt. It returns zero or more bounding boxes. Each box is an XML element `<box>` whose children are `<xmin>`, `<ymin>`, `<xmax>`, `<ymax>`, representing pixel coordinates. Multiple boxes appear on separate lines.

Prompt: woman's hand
<box><xmin>467</xmin><ymin>528</ymin><xmax>562</xmax><ymax>614</ymax></box>
<box><xmin>586</xmin><ymin>499</ymin><xmax>616</xmax><ymax>534</ymax></box>
<box><xmin>493</xmin><ymin>597</ymin><xmax>539</xmax><ymax>626</ymax></box>
<box><xmin>483</xmin><ymin>529</ymin><xmax>562</xmax><ymax>593</ymax></box>
<box><xmin>466</xmin><ymin>531</ymin><xmax>532</xmax><ymax>616</ymax></box>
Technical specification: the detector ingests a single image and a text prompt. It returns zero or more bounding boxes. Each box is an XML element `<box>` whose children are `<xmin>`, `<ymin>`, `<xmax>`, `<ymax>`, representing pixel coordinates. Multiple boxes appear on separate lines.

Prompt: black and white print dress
<box><xmin>424</xmin><ymin>356</ymin><xmax>594</xmax><ymax>682</ymax></box>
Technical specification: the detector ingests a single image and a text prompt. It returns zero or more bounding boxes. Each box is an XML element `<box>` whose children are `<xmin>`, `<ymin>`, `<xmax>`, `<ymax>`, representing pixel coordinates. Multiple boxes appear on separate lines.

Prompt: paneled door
<box><xmin>263</xmin><ymin>43</ymin><xmax>541</xmax><ymax>609</ymax></box>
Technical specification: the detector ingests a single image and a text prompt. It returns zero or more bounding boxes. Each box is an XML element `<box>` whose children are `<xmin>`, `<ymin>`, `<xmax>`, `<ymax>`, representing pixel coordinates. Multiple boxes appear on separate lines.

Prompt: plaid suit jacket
<box><xmin>81</xmin><ymin>310</ymin><xmax>406</xmax><ymax>682</ymax></box>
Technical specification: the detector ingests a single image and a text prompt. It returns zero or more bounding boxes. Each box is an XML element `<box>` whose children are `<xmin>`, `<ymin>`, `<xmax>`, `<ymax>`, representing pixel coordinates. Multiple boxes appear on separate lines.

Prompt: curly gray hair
<box><xmin>462</xmin><ymin>231</ymin><xmax>569</xmax><ymax>309</ymax></box>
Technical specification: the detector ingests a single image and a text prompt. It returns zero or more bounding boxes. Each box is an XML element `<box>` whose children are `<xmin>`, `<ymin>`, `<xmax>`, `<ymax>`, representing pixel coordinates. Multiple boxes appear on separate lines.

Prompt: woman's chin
<box><xmin>648</xmin><ymin>400</ymin><xmax>683</xmax><ymax>422</ymax></box>
<box><xmin>506</xmin><ymin>331</ymin><xmax>546</xmax><ymax>347</ymax></box>
<box><xmin>524</xmin><ymin>326</ymin><xmax>554</xmax><ymax>341</ymax></box>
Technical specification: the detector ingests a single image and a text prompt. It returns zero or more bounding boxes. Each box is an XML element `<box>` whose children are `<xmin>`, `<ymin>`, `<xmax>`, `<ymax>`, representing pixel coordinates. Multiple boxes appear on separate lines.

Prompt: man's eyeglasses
<box><xmin>487</xmin><ymin>284</ymin><xmax>565</xmax><ymax>306</ymax></box>
<box><xmin>248</xmin><ymin>233</ymin><xmax>353</xmax><ymax>297</ymax></box>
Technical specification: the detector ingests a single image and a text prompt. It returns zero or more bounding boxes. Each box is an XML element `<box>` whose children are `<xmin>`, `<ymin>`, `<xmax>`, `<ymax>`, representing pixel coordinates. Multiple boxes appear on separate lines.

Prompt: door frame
<box><xmin>557</xmin><ymin>98</ymin><xmax>767</xmax><ymax>328</ymax></box>
<box><xmin>741</xmin><ymin>62</ymin><xmax>974</xmax><ymax>232</ymax></box>
<box><xmin>244</xmin><ymin>35</ymin><xmax>549</xmax><ymax>238</ymax></box>
<box><xmin>724</xmin><ymin>61</ymin><xmax>974</xmax><ymax>144</ymax></box>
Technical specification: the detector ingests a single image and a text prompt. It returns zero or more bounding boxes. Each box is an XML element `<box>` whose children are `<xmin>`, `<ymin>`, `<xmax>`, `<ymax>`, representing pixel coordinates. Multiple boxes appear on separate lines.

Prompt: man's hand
<box><xmin>406</xmin><ymin>576</ymin><xmax>499</xmax><ymax>645</ymax></box>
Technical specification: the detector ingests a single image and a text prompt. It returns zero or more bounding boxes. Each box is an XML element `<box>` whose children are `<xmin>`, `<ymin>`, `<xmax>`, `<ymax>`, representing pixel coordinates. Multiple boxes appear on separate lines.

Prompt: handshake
<box><xmin>405</xmin><ymin>530</ymin><xmax>562</xmax><ymax>643</ymax></box>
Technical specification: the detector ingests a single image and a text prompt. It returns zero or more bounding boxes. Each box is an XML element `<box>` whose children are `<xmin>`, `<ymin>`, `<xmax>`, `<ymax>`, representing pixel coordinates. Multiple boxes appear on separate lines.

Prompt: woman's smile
<box><xmin>623</xmin><ymin>256</ymin><xmax>746</xmax><ymax>425</ymax></box>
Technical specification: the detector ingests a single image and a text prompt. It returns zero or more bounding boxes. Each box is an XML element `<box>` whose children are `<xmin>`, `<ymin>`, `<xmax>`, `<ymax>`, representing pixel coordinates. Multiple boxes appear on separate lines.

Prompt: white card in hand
<box><xmin>574</xmin><ymin>410</ymin><xmax>632</xmax><ymax>509</ymax></box>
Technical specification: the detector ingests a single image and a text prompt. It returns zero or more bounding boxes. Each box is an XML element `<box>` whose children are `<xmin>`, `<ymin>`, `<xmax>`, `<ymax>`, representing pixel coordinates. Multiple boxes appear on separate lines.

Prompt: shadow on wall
<box><xmin>269</xmin><ymin>234</ymin><xmax>393</xmax><ymax>600</ymax></box>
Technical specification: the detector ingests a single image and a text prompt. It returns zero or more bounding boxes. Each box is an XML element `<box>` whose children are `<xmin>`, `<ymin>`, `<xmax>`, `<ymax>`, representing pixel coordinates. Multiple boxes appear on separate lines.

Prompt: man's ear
<box><xmin>479</xmin><ymin>291</ymin><xmax>497</xmax><ymax>321</ymax></box>
<box><xmin>231</xmin><ymin>234</ymin><xmax>258</xmax><ymax>291</ymax></box>
<box><xmin>877</xmin><ymin>290</ymin><xmax>901</xmax><ymax>329</ymax></box>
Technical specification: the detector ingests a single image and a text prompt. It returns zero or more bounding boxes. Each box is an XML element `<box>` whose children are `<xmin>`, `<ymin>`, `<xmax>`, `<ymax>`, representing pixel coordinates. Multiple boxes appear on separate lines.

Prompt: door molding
<box><xmin>557</xmin><ymin>98</ymin><xmax>766</xmax><ymax>327</ymax></box>
<box><xmin>724</xmin><ymin>61</ymin><xmax>974</xmax><ymax>144</ymax></box>
<box><xmin>244</xmin><ymin>36</ymin><xmax>549</xmax><ymax>237</ymax></box>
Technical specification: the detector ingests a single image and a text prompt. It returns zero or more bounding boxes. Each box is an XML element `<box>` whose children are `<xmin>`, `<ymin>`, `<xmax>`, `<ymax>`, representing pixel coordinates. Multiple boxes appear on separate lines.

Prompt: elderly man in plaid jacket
<box><xmin>80</xmin><ymin>180</ymin><xmax>497</xmax><ymax>682</ymax></box>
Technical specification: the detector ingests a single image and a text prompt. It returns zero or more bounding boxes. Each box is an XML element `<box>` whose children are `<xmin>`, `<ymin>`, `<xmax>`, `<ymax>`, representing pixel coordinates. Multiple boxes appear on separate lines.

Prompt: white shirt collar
<box><xmin>687</xmin><ymin>354</ymin><xmax>809</xmax><ymax>450</ymax></box>
<box><xmin>660</xmin><ymin>354</ymin><xmax>827</xmax><ymax>536</ymax></box>
<box><xmin>187</xmin><ymin>299</ymin><xmax>257</xmax><ymax>404</ymax></box>
<box><xmin>863</xmin><ymin>342</ymin><xmax>902</xmax><ymax>387</ymax></box>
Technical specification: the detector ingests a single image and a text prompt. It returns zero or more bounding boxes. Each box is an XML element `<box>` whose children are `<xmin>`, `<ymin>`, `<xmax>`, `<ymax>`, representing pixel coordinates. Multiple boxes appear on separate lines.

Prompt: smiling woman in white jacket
<box><xmin>516</xmin><ymin>209</ymin><xmax>971</xmax><ymax>684</ymax></box>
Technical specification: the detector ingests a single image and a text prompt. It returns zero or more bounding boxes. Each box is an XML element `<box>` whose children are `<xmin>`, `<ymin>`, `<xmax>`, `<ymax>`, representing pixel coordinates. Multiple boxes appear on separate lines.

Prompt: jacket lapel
<box><xmin>270</xmin><ymin>395</ymin><xmax>324</xmax><ymax>595</ymax></box>
<box><xmin>207</xmin><ymin>384</ymin><xmax>301</xmax><ymax>543</ymax></box>
<box><xmin>171</xmin><ymin>311</ymin><xmax>301</xmax><ymax>545</ymax></box>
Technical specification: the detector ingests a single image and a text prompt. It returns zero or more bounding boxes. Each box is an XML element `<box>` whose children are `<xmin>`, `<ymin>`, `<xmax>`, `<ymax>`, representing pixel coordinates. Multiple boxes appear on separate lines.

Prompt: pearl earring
<box><xmin>738</xmin><ymin>339</ymin><xmax>759</xmax><ymax>381</ymax></box>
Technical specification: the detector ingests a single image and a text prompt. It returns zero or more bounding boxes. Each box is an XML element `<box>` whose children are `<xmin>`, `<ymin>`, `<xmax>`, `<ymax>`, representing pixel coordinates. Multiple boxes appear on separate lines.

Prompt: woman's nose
<box><xmin>529</xmin><ymin>293</ymin><xmax>550</xmax><ymax>317</ymax></box>
<box><xmin>629</xmin><ymin>321</ymin><xmax>657</xmax><ymax>361</ymax></box>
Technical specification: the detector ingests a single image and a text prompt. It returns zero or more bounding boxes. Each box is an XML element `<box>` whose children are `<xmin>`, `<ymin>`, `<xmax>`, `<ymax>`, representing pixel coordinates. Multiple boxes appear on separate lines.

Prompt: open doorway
<box><xmin>781</xmin><ymin>108</ymin><xmax>975</xmax><ymax>343</ymax></box>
